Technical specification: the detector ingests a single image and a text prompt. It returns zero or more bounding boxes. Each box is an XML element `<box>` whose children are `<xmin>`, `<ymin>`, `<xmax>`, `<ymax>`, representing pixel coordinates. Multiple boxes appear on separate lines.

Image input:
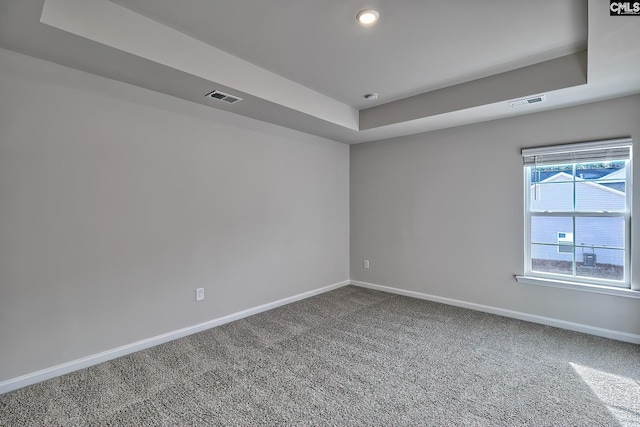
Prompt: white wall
<box><xmin>0</xmin><ymin>50</ymin><xmax>349</xmax><ymax>382</ymax></box>
<box><xmin>351</xmin><ymin>94</ymin><xmax>640</xmax><ymax>336</ymax></box>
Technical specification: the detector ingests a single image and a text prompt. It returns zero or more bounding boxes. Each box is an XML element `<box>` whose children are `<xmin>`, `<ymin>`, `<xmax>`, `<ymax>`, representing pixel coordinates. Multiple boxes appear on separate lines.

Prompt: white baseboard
<box><xmin>350</xmin><ymin>280</ymin><xmax>640</xmax><ymax>345</ymax></box>
<box><xmin>0</xmin><ymin>280</ymin><xmax>349</xmax><ymax>395</ymax></box>
<box><xmin>4</xmin><ymin>278</ymin><xmax>636</xmax><ymax>395</ymax></box>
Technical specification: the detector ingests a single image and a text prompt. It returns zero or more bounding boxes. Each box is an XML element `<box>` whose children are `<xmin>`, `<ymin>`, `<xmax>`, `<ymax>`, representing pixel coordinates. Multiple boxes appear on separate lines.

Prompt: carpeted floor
<box><xmin>1</xmin><ymin>285</ymin><xmax>639</xmax><ymax>426</ymax></box>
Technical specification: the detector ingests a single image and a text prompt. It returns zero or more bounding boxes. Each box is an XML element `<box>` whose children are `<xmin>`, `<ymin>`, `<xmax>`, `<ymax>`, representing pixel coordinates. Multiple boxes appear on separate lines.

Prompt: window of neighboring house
<box><xmin>518</xmin><ymin>138</ymin><xmax>633</xmax><ymax>290</ymax></box>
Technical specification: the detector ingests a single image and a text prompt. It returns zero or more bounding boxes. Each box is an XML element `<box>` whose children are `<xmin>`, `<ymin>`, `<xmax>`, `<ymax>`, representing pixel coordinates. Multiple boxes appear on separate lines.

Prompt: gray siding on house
<box><xmin>530</xmin><ymin>174</ymin><xmax>626</xmax><ymax>267</ymax></box>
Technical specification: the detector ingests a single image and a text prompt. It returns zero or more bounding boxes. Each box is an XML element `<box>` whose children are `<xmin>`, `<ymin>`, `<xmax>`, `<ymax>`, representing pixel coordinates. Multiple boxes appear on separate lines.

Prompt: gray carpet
<box><xmin>1</xmin><ymin>285</ymin><xmax>639</xmax><ymax>426</ymax></box>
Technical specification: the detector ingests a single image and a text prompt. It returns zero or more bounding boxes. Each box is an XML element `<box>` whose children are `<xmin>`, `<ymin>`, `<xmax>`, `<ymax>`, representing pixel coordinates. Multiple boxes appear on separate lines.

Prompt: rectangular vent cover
<box><xmin>205</xmin><ymin>90</ymin><xmax>242</xmax><ymax>104</ymax></box>
<box><xmin>509</xmin><ymin>94</ymin><xmax>546</xmax><ymax>108</ymax></box>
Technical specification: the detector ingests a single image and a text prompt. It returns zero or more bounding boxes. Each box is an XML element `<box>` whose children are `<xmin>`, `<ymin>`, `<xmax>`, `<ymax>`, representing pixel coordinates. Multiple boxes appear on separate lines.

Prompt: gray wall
<box><xmin>351</xmin><ymin>94</ymin><xmax>640</xmax><ymax>336</ymax></box>
<box><xmin>0</xmin><ymin>50</ymin><xmax>349</xmax><ymax>381</ymax></box>
<box><xmin>2</xmin><ymin>46</ymin><xmax>639</xmax><ymax>384</ymax></box>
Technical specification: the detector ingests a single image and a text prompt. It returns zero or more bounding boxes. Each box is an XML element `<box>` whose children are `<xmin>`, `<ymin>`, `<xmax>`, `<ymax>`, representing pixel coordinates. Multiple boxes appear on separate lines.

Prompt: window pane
<box><xmin>531</xmin><ymin>244</ymin><xmax>573</xmax><ymax>275</ymax></box>
<box><xmin>524</xmin><ymin>150</ymin><xmax>630</xmax><ymax>288</ymax></box>
<box><xmin>531</xmin><ymin>216</ymin><xmax>573</xmax><ymax>244</ymax></box>
<box><xmin>576</xmin><ymin>161</ymin><xmax>625</xmax><ymax>181</ymax></box>
<box><xmin>576</xmin><ymin>247</ymin><xmax>625</xmax><ymax>283</ymax></box>
<box><xmin>575</xmin><ymin>217</ymin><xmax>624</xmax><ymax>249</ymax></box>
<box><xmin>575</xmin><ymin>181</ymin><xmax>626</xmax><ymax>212</ymax></box>
<box><xmin>575</xmin><ymin>161</ymin><xmax>626</xmax><ymax>211</ymax></box>
<box><xmin>531</xmin><ymin>164</ymin><xmax>573</xmax><ymax>183</ymax></box>
<box><xmin>530</xmin><ymin>182</ymin><xmax>574</xmax><ymax>212</ymax></box>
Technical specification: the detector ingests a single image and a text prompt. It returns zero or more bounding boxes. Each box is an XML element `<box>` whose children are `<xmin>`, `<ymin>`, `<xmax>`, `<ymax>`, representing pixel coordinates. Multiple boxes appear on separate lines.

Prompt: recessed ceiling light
<box><xmin>356</xmin><ymin>9</ymin><xmax>379</xmax><ymax>26</ymax></box>
<box><xmin>364</xmin><ymin>93</ymin><xmax>379</xmax><ymax>101</ymax></box>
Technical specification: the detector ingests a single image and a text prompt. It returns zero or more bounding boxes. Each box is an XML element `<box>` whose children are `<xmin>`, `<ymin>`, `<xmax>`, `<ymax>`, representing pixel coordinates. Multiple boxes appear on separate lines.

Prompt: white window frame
<box><xmin>516</xmin><ymin>138</ymin><xmax>637</xmax><ymax>296</ymax></box>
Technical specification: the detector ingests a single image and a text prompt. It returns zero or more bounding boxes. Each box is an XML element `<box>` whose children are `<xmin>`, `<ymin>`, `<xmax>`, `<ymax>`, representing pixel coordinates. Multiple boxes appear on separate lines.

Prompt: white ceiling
<box><xmin>110</xmin><ymin>0</ymin><xmax>588</xmax><ymax>109</ymax></box>
<box><xmin>0</xmin><ymin>0</ymin><xmax>639</xmax><ymax>144</ymax></box>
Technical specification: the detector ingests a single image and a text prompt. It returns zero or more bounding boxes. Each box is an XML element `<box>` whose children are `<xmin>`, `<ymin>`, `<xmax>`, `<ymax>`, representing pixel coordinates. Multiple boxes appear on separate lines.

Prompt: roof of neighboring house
<box><xmin>540</xmin><ymin>172</ymin><xmax>573</xmax><ymax>183</ymax></box>
<box><xmin>535</xmin><ymin>171</ymin><xmax>625</xmax><ymax>197</ymax></box>
<box><xmin>596</xmin><ymin>168</ymin><xmax>626</xmax><ymax>192</ymax></box>
<box><xmin>533</xmin><ymin>167</ymin><xmax>624</xmax><ymax>183</ymax></box>
<box><xmin>600</xmin><ymin>168</ymin><xmax>625</xmax><ymax>181</ymax></box>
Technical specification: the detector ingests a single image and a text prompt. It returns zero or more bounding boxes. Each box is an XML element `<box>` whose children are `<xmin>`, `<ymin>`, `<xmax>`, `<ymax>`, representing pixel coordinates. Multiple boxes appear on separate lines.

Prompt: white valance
<box><xmin>522</xmin><ymin>138</ymin><xmax>632</xmax><ymax>167</ymax></box>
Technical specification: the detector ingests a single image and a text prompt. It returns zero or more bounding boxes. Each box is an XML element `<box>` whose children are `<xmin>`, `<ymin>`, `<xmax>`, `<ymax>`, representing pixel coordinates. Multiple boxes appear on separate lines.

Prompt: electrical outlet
<box><xmin>196</xmin><ymin>288</ymin><xmax>204</xmax><ymax>301</ymax></box>
<box><xmin>364</xmin><ymin>260</ymin><xmax>370</xmax><ymax>269</ymax></box>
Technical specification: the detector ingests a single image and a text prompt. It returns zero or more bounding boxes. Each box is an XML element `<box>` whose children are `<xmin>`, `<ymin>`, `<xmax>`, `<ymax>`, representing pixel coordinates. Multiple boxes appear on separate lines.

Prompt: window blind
<box><xmin>522</xmin><ymin>138</ymin><xmax>632</xmax><ymax>167</ymax></box>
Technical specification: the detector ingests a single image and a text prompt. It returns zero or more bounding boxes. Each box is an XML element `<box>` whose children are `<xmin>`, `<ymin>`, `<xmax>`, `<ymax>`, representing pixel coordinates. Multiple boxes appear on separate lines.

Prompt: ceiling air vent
<box><xmin>205</xmin><ymin>90</ymin><xmax>242</xmax><ymax>104</ymax></box>
<box><xmin>509</xmin><ymin>94</ymin><xmax>546</xmax><ymax>108</ymax></box>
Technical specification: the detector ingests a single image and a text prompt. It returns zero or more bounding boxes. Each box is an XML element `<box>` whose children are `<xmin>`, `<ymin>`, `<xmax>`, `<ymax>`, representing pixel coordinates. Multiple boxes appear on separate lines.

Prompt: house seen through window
<box><xmin>521</xmin><ymin>139</ymin><xmax>632</xmax><ymax>289</ymax></box>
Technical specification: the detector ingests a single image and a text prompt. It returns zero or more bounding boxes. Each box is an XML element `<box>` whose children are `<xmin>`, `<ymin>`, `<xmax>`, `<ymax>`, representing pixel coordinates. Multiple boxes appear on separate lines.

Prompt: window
<box><xmin>519</xmin><ymin>138</ymin><xmax>633</xmax><ymax>290</ymax></box>
<box><xmin>557</xmin><ymin>232</ymin><xmax>573</xmax><ymax>253</ymax></box>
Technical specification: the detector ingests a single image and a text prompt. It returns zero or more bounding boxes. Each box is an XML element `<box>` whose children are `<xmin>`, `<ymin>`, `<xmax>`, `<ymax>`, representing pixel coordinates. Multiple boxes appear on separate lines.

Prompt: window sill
<box><xmin>515</xmin><ymin>275</ymin><xmax>640</xmax><ymax>299</ymax></box>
